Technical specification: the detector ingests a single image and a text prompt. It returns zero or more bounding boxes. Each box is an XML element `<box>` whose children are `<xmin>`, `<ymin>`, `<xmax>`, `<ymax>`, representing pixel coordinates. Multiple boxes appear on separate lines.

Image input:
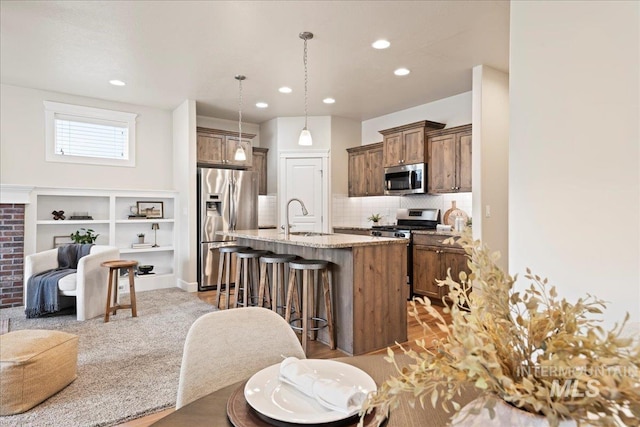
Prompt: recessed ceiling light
<box><xmin>323</xmin><ymin>98</ymin><xmax>335</xmax><ymax>104</ymax></box>
<box><xmin>255</xmin><ymin>102</ymin><xmax>269</xmax><ymax>108</ymax></box>
<box><xmin>278</xmin><ymin>87</ymin><xmax>292</xmax><ymax>94</ymax></box>
<box><xmin>372</xmin><ymin>39</ymin><xmax>390</xmax><ymax>49</ymax></box>
<box><xmin>394</xmin><ymin>68</ymin><xmax>410</xmax><ymax>76</ymax></box>
<box><xmin>109</xmin><ymin>79</ymin><xmax>126</xmax><ymax>86</ymax></box>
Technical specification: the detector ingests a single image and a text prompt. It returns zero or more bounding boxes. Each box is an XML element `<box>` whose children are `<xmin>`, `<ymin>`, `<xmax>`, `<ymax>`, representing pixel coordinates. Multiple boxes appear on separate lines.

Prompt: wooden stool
<box><xmin>258</xmin><ymin>254</ymin><xmax>296</xmax><ymax>315</ymax></box>
<box><xmin>215</xmin><ymin>245</ymin><xmax>248</xmax><ymax>309</ymax></box>
<box><xmin>101</xmin><ymin>260</ymin><xmax>138</xmax><ymax>323</ymax></box>
<box><xmin>234</xmin><ymin>249</ymin><xmax>268</xmax><ymax>308</ymax></box>
<box><xmin>285</xmin><ymin>259</ymin><xmax>335</xmax><ymax>354</ymax></box>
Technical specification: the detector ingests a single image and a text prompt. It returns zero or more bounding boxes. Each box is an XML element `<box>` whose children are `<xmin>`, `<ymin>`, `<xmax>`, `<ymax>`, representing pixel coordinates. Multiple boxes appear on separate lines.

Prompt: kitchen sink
<box><xmin>289</xmin><ymin>232</ymin><xmax>332</xmax><ymax>237</ymax></box>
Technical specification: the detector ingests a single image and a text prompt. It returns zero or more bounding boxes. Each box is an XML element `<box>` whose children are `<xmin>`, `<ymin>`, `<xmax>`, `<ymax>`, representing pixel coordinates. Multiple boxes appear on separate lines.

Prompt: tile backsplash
<box><xmin>258</xmin><ymin>195</ymin><xmax>277</xmax><ymax>227</ymax></box>
<box><xmin>259</xmin><ymin>193</ymin><xmax>472</xmax><ymax>229</ymax></box>
<box><xmin>332</xmin><ymin>192</ymin><xmax>472</xmax><ymax>228</ymax></box>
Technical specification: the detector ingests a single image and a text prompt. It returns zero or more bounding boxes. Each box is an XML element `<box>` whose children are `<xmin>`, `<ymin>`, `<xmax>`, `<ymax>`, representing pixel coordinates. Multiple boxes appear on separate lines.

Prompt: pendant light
<box><xmin>234</xmin><ymin>75</ymin><xmax>247</xmax><ymax>161</ymax></box>
<box><xmin>298</xmin><ymin>32</ymin><xmax>313</xmax><ymax>146</ymax></box>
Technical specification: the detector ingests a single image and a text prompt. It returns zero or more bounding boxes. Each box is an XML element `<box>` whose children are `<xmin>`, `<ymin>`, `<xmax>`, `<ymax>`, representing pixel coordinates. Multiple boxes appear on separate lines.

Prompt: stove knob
<box><xmin>394</xmin><ymin>232</ymin><xmax>406</xmax><ymax>238</ymax></box>
<box><xmin>371</xmin><ymin>231</ymin><xmax>382</xmax><ymax>237</ymax></box>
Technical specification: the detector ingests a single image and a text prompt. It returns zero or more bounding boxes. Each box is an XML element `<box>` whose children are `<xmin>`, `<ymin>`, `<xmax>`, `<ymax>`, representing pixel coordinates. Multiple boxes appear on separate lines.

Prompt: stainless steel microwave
<box><xmin>384</xmin><ymin>163</ymin><xmax>426</xmax><ymax>195</ymax></box>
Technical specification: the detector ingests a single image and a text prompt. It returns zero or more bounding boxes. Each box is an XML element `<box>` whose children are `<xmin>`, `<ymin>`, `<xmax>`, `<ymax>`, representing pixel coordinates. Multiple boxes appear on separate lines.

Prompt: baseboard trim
<box><xmin>177</xmin><ymin>278</ymin><xmax>198</xmax><ymax>293</ymax></box>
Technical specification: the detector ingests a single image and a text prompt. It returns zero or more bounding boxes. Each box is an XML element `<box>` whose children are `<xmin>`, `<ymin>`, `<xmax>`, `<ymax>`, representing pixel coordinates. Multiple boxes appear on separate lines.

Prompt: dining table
<box><xmin>151</xmin><ymin>354</ymin><xmax>480</xmax><ymax>427</ymax></box>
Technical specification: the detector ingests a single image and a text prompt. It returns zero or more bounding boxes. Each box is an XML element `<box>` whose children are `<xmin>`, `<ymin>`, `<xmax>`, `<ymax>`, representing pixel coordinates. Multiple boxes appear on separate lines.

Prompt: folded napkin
<box><xmin>279</xmin><ymin>357</ymin><xmax>366</xmax><ymax>414</ymax></box>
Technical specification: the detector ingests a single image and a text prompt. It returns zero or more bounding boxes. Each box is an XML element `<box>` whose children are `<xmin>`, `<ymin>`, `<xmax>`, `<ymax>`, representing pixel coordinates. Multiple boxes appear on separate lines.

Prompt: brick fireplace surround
<box><xmin>0</xmin><ymin>204</ymin><xmax>25</xmax><ymax>308</ymax></box>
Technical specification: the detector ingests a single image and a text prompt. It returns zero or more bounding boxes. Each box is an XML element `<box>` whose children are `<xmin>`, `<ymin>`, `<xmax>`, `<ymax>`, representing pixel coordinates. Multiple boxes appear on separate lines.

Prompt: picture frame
<box><xmin>53</xmin><ymin>235</ymin><xmax>73</xmax><ymax>248</ymax></box>
<box><xmin>136</xmin><ymin>201</ymin><xmax>164</xmax><ymax>219</ymax></box>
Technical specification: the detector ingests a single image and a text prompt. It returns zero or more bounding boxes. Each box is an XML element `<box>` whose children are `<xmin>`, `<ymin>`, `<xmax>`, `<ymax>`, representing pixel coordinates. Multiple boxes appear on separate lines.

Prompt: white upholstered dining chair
<box><xmin>24</xmin><ymin>245</ymin><xmax>120</xmax><ymax>321</ymax></box>
<box><xmin>176</xmin><ymin>307</ymin><xmax>306</xmax><ymax>409</ymax></box>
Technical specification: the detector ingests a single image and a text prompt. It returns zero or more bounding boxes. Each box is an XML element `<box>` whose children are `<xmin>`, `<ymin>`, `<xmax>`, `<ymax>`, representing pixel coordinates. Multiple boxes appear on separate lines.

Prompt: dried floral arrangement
<box><xmin>361</xmin><ymin>231</ymin><xmax>640</xmax><ymax>427</ymax></box>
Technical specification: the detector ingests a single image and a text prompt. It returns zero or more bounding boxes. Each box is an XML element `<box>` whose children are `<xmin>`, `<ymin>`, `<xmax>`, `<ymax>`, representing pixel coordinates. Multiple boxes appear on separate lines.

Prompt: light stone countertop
<box><xmin>219</xmin><ymin>228</ymin><xmax>408</xmax><ymax>249</ymax></box>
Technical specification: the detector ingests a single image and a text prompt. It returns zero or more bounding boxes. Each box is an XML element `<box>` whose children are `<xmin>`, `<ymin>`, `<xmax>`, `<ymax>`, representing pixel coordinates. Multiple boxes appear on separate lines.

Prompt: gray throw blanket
<box><xmin>25</xmin><ymin>244</ymin><xmax>94</xmax><ymax>318</ymax></box>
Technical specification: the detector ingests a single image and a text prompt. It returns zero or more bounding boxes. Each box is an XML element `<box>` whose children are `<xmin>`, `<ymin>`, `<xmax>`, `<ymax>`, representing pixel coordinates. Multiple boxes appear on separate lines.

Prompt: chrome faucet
<box><xmin>284</xmin><ymin>198</ymin><xmax>309</xmax><ymax>237</ymax></box>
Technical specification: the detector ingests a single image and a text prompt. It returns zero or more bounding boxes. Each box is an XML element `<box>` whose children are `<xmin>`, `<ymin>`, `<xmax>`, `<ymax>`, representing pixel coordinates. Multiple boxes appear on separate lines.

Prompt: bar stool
<box><xmin>234</xmin><ymin>249</ymin><xmax>269</xmax><ymax>308</ymax></box>
<box><xmin>101</xmin><ymin>260</ymin><xmax>138</xmax><ymax>323</ymax></box>
<box><xmin>258</xmin><ymin>254</ymin><xmax>296</xmax><ymax>315</ymax></box>
<box><xmin>215</xmin><ymin>245</ymin><xmax>248</xmax><ymax>309</ymax></box>
<box><xmin>285</xmin><ymin>259</ymin><xmax>335</xmax><ymax>354</ymax></box>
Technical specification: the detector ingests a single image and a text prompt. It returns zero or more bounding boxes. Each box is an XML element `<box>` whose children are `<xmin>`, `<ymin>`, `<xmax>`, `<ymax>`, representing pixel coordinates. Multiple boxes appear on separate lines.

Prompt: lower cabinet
<box><xmin>412</xmin><ymin>234</ymin><xmax>469</xmax><ymax>305</ymax></box>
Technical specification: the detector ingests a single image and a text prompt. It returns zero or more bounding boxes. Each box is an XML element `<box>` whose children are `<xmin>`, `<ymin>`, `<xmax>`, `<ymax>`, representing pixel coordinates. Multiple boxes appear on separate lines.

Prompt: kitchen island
<box><xmin>219</xmin><ymin>229</ymin><xmax>408</xmax><ymax>355</ymax></box>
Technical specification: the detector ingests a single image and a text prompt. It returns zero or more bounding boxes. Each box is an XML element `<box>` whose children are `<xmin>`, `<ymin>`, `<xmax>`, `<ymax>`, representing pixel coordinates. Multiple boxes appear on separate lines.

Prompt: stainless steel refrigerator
<box><xmin>198</xmin><ymin>167</ymin><xmax>258</xmax><ymax>291</ymax></box>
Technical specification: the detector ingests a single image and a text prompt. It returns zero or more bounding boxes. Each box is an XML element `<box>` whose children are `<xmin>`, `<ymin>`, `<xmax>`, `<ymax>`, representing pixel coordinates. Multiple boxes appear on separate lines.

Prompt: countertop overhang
<box><xmin>219</xmin><ymin>229</ymin><xmax>408</xmax><ymax>249</ymax></box>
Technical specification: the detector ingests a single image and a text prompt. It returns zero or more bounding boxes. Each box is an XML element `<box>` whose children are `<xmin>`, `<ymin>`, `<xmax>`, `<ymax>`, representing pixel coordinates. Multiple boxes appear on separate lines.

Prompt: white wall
<box><xmin>276</xmin><ymin>116</ymin><xmax>332</xmax><ymax>151</ymax></box>
<box><xmin>472</xmin><ymin>65</ymin><xmax>509</xmax><ymax>269</ymax></box>
<box><xmin>509</xmin><ymin>1</ymin><xmax>639</xmax><ymax>325</ymax></box>
<box><xmin>0</xmin><ymin>84</ymin><xmax>173</xmax><ymax>190</ymax></box>
<box><xmin>361</xmin><ymin>91</ymin><xmax>473</xmax><ymax>145</ymax></box>
<box><xmin>260</xmin><ymin>118</ymin><xmax>278</xmax><ymax>194</ymax></box>
<box><xmin>330</xmin><ymin>116</ymin><xmax>361</xmax><ymax>195</ymax></box>
<box><xmin>173</xmin><ymin>100</ymin><xmax>197</xmax><ymax>290</ymax></box>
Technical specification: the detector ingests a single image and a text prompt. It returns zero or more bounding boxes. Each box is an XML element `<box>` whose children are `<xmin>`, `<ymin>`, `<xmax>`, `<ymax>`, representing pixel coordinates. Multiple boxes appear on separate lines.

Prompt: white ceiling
<box><xmin>0</xmin><ymin>1</ymin><xmax>510</xmax><ymax>124</ymax></box>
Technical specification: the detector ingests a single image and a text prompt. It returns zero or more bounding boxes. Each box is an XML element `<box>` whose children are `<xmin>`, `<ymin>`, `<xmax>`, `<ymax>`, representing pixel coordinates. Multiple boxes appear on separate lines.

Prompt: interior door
<box><xmin>281</xmin><ymin>157</ymin><xmax>323</xmax><ymax>232</ymax></box>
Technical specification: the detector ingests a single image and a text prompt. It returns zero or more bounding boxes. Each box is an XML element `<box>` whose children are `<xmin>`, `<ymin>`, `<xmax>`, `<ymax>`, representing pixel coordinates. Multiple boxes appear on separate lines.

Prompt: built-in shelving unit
<box><xmin>29</xmin><ymin>188</ymin><xmax>178</xmax><ymax>293</ymax></box>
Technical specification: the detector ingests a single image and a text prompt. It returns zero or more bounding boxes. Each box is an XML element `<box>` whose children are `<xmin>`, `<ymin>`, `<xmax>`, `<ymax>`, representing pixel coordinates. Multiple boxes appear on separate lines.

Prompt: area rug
<box><xmin>0</xmin><ymin>287</ymin><xmax>215</xmax><ymax>427</ymax></box>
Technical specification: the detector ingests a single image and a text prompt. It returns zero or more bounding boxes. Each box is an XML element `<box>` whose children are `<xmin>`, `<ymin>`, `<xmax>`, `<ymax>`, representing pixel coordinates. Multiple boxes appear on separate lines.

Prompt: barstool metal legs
<box><xmin>258</xmin><ymin>262</ymin><xmax>271</xmax><ymax>309</ymax></box>
<box><xmin>258</xmin><ymin>254</ymin><xmax>296</xmax><ymax>314</ymax></box>
<box><xmin>214</xmin><ymin>246</ymin><xmax>247</xmax><ymax>309</ymax></box>
<box><xmin>234</xmin><ymin>249</ymin><xmax>267</xmax><ymax>308</ymax></box>
<box><xmin>286</xmin><ymin>260</ymin><xmax>335</xmax><ymax>354</ymax></box>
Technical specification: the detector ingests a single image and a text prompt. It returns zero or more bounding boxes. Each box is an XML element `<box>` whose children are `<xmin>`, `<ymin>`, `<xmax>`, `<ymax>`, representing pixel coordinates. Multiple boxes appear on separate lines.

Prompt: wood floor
<box><xmin>117</xmin><ymin>290</ymin><xmax>450</xmax><ymax>427</ymax></box>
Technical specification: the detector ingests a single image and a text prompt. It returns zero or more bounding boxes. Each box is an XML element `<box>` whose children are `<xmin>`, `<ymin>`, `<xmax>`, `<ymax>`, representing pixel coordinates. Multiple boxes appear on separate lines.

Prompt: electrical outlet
<box><xmin>485</xmin><ymin>205</ymin><xmax>491</xmax><ymax>218</ymax></box>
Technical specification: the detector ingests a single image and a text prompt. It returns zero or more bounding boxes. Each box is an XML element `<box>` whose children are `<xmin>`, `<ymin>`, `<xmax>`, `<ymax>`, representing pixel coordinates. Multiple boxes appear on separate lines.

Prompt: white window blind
<box><xmin>44</xmin><ymin>101</ymin><xmax>137</xmax><ymax>167</ymax></box>
<box><xmin>54</xmin><ymin>115</ymin><xmax>128</xmax><ymax>160</ymax></box>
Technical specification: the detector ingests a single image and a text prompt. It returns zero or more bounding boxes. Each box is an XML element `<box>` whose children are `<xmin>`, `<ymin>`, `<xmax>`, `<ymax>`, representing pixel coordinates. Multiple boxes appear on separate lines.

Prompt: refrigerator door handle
<box><xmin>229</xmin><ymin>178</ymin><xmax>236</xmax><ymax>230</ymax></box>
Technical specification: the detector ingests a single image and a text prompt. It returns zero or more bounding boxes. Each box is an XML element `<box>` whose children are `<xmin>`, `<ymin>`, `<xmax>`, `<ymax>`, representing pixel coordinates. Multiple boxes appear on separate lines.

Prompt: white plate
<box><xmin>244</xmin><ymin>359</ymin><xmax>377</xmax><ymax>424</ymax></box>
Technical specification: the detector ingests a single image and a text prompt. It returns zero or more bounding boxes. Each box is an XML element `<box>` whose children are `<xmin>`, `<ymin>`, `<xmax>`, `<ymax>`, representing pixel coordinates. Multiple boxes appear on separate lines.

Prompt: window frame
<box><xmin>44</xmin><ymin>101</ymin><xmax>138</xmax><ymax>167</ymax></box>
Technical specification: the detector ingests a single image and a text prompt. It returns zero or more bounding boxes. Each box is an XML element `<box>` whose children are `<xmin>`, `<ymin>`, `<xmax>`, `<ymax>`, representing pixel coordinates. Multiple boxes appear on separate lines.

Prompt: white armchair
<box><xmin>24</xmin><ymin>245</ymin><xmax>120</xmax><ymax>321</ymax></box>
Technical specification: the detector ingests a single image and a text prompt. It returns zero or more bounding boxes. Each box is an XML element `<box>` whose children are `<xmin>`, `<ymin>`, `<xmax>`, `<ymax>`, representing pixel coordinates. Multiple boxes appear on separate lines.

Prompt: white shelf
<box><xmin>30</xmin><ymin>188</ymin><xmax>178</xmax><ymax>293</ymax></box>
<box><xmin>37</xmin><ymin>219</ymin><xmax>111</xmax><ymax>225</ymax></box>
<box><xmin>117</xmin><ymin>272</ymin><xmax>176</xmax><ymax>294</ymax></box>
<box><xmin>115</xmin><ymin>218</ymin><xmax>175</xmax><ymax>224</ymax></box>
<box><xmin>119</xmin><ymin>246</ymin><xmax>175</xmax><ymax>254</ymax></box>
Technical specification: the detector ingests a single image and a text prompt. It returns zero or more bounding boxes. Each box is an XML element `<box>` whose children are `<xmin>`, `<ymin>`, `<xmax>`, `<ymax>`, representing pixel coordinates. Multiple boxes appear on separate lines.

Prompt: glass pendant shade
<box><xmin>234</xmin><ymin>145</ymin><xmax>247</xmax><ymax>161</ymax></box>
<box><xmin>298</xmin><ymin>128</ymin><xmax>313</xmax><ymax>146</ymax></box>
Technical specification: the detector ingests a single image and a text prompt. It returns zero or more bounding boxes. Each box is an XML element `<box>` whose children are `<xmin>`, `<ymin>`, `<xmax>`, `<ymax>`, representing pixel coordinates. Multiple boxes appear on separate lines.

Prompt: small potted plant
<box><xmin>367</xmin><ymin>213</ymin><xmax>382</xmax><ymax>225</ymax></box>
<box><xmin>137</xmin><ymin>233</ymin><xmax>145</xmax><ymax>244</ymax></box>
<box><xmin>69</xmin><ymin>228</ymin><xmax>99</xmax><ymax>244</ymax></box>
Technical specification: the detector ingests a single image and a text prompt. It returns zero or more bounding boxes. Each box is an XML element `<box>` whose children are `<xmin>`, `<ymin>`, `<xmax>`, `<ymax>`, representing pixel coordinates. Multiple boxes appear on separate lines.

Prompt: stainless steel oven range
<box><xmin>371</xmin><ymin>208</ymin><xmax>440</xmax><ymax>298</ymax></box>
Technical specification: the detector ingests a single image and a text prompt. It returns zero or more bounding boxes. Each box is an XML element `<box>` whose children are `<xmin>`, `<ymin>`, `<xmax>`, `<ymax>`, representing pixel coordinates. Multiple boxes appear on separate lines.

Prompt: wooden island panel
<box><xmin>232</xmin><ymin>234</ymin><xmax>407</xmax><ymax>355</ymax></box>
<box><xmin>352</xmin><ymin>243</ymin><xmax>407</xmax><ymax>355</ymax></box>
